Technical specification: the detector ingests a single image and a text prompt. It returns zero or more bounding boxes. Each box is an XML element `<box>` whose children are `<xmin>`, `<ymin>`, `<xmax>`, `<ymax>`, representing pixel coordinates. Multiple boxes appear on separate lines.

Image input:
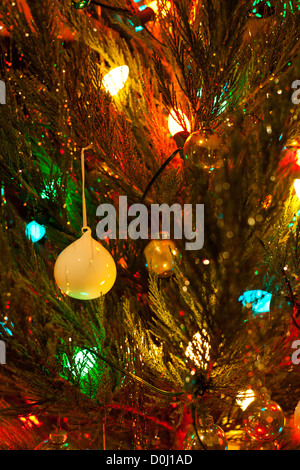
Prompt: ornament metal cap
<box><xmin>136</xmin><ymin>7</ymin><xmax>156</xmax><ymax>25</ymax></box>
<box><xmin>173</xmin><ymin>130</ymin><xmax>190</xmax><ymax>148</ymax></box>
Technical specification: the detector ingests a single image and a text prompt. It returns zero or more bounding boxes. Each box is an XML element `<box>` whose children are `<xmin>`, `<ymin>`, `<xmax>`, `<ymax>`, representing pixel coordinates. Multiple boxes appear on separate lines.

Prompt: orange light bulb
<box><xmin>148</xmin><ymin>1</ymin><xmax>171</xmax><ymax>15</ymax></box>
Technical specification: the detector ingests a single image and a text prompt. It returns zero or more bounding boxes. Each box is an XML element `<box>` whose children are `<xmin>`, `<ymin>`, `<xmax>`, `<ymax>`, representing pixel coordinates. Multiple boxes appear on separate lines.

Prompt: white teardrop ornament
<box><xmin>54</xmin><ymin>227</ymin><xmax>116</xmax><ymax>300</ymax></box>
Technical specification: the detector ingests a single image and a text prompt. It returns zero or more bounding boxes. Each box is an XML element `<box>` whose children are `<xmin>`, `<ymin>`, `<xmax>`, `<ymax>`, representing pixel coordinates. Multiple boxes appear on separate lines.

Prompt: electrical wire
<box><xmin>140</xmin><ymin>148</ymin><xmax>182</xmax><ymax>203</ymax></box>
<box><xmin>80</xmin><ymin>146</ymin><xmax>92</xmax><ymax>231</ymax></box>
<box><xmin>85</xmin><ymin>347</ymin><xmax>185</xmax><ymax>398</ymax></box>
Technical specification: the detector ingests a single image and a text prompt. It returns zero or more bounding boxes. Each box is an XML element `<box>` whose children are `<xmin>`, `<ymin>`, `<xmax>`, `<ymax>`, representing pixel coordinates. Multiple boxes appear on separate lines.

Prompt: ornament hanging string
<box><xmin>103</xmin><ymin>416</ymin><xmax>106</xmax><ymax>451</ymax></box>
<box><xmin>191</xmin><ymin>404</ymin><xmax>208</xmax><ymax>451</ymax></box>
<box><xmin>81</xmin><ymin>146</ymin><xmax>92</xmax><ymax>231</ymax></box>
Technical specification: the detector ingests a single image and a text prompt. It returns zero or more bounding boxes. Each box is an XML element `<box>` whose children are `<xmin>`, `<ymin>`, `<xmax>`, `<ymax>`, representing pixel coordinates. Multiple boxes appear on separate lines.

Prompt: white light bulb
<box><xmin>102</xmin><ymin>65</ymin><xmax>129</xmax><ymax>96</ymax></box>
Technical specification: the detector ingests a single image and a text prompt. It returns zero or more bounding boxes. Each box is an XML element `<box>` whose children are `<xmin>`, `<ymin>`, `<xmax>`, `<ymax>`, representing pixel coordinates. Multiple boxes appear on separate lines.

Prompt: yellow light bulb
<box><xmin>168</xmin><ymin>109</ymin><xmax>191</xmax><ymax>136</ymax></box>
<box><xmin>144</xmin><ymin>239</ymin><xmax>181</xmax><ymax>278</ymax></box>
<box><xmin>102</xmin><ymin>65</ymin><xmax>129</xmax><ymax>96</ymax></box>
<box><xmin>294</xmin><ymin>179</ymin><xmax>300</xmax><ymax>200</ymax></box>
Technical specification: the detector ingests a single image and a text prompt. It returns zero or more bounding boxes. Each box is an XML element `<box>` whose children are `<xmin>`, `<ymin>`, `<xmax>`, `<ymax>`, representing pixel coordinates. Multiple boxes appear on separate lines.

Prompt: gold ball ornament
<box><xmin>144</xmin><ymin>239</ymin><xmax>181</xmax><ymax>278</ymax></box>
<box><xmin>35</xmin><ymin>429</ymin><xmax>79</xmax><ymax>450</ymax></box>
<box><xmin>54</xmin><ymin>227</ymin><xmax>116</xmax><ymax>300</ymax></box>
<box><xmin>183</xmin><ymin>129</ymin><xmax>223</xmax><ymax>170</ymax></box>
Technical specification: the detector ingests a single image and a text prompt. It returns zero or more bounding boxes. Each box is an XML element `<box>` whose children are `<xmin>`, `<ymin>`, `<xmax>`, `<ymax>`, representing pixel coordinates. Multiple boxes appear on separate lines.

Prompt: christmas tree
<box><xmin>1</xmin><ymin>0</ymin><xmax>300</xmax><ymax>451</ymax></box>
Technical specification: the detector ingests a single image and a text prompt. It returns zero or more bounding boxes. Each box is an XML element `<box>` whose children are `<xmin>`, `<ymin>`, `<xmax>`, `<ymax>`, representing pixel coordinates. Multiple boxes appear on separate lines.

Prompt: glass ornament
<box><xmin>183</xmin><ymin>415</ymin><xmax>228</xmax><ymax>450</ymax></box>
<box><xmin>183</xmin><ymin>129</ymin><xmax>223</xmax><ymax>170</ymax></box>
<box><xmin>243</xmin><ymin>393</ymin><xmax>285</xmax><ymax>441</ymax></box>
<box><xmin>54</xmin><ymin>227</ymin><xmax>116</xmax><ymax>300</ymax></box>
<box><xmin>144</xmin><ymin>239</ymin><xmax>181</xmax><ymax>277</ymax></box>
<box><xmin>35</xmin><ymin>429</ymin><xmax>79</xmax><ymax>450</ymax></box>
<box><xmin>294</xmin><ymin>400</ymin><xmax>300</xmax><ymax>430</ymax></box>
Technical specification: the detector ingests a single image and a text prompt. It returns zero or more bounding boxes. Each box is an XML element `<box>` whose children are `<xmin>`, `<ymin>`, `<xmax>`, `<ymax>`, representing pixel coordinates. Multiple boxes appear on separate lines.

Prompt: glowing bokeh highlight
<box><xmin>185</xmin><ymin>330</ymin><xmax>211</xmax><ymax>370</ymax></box>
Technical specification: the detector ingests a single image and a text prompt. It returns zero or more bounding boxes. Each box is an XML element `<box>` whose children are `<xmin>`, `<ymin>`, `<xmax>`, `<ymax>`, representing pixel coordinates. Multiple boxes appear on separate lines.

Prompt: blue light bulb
<box><xmin>25</xmin><ymin>221</ymin><xmax>46</xmax><ymax>243</ymax></box>
<box><xmin>239</xmin><ymin>290</ymin><xmax>272</xmax><ymax>314</ymax></box>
